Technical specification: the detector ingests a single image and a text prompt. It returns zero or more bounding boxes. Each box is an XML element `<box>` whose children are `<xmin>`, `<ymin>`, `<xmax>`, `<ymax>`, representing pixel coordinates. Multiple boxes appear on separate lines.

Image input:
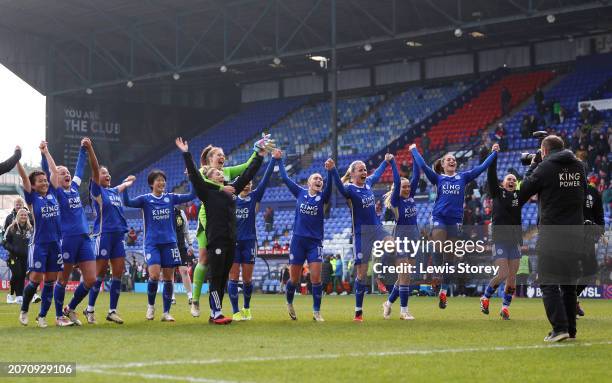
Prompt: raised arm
<box><xmin>121</xmin><ymin>187</ymin><xmax>145</xmax><ymax>208</ymax></box>
<box><xmin>16</xmin><ymin>162</ymin><xmax>31</xmax><ymax>194</ymax></box>
<box><xmin>487</xmin><ymin>155</ymin><xmax>500</xmax><ymax>198</ymax></box>
<box><xmin>330</xmin><ymin>166</ymin><xmax>350</xmax><ymax>198</ymax></box>
<box><xmin>464</xmin><ymin>146</ymin><xmax>498</xmax><ymax>183</ymax></box>
<box><xmin>73</xmin><ymin>141</ymin><xmax>89</xmax><ymax>187</ymax></box>
<box><xmin>40</xmin><ymin>141</ymin><xmax>60</xmax><ymax>189</ymax></box>
<box><xmin>0</xmin><ymin>147</ymin><xmax>21</xmax><ymax>175</ymax></box>
<box><xmin>409</xmin><ymin>160</ymin><xmax>420</xmax><ymax>198</ymax></box>
<box><xmin>232</xmin><ymin>152</ymin><xmax>264</xmax><ymax>195</ymax></box>
<box><xmin>251</xmin><ymin>157</ymin><xmax>276</xmax><ymax>202</ymax></box>
<box><xmin>172</xmin><ymin>188</ymin><xmax>197</xmax><ymax>205</ymax></box>
<box><xmin>276</xmin><ymin>154</ymin><xmax>303</xmax><ymax>198</ymax></box>
<box><xmin>116</xmin><ymin>175</ymin><xmax>135</xmax><ymax>193</ymax></box>
<box><xmin>366</xmin><ymin>155</ymin><xmax>390</xmax><ymax>187</ymax></box>
<box><xmin>390</xmin><ymin>159</ymin><xmax>401</xmax><ymax>207</ymax></box>
<box><xmin>226</xmin><ymin>151</ymin><xmax>257</xmax><ymax>179</ymax></box>
<box><xmin>410</xmin><ymin>145</ymin><xmax>439</xmax><ymax>185</ymax></box>
<box><xmin>176</xmin><ymin>138</ymin><xmax>220</xmax><ymax>202</ymax></box>
<box><xmin>83</xmin><ymin>137</ymin><xmax>100</xmax><ymax>185</ymax></box>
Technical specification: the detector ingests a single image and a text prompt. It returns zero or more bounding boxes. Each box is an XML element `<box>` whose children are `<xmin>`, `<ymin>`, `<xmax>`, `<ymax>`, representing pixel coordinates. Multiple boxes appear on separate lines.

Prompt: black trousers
<box><xmin>207</xmin><ymin>240</ymin><xmax>235</xmax><ymax>313</ymax></box>
<box><xmin>8</xmin><ymin>256</ymin><xmax>27</xmax><ymax>296</ymax></box>
<box><xmin>541</xmin><ymin>284</ymin><xmax>577</xmax><ymax>336</ymax></box>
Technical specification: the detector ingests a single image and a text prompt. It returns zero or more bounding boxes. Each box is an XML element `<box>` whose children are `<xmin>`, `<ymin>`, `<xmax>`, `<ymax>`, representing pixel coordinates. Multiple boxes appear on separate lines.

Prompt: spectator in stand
<box><xmin>594</xmin><ymin>133</ymin><xmax>610</xmax><ymax>158</ymax></box>
<box><xmin>3</xmin><ymin>208</ymin><xmax>32</xmax><ymax>304</ymax></box>
<box><xmin>603</xmin><ymin>184</ymin><xmax>612</xmax><ymax>214</ymax></box>
<box><xmin>3</xmin><ymin>197</ymin><xmax>33</xmax><ymax>231</ymax></box>
<box><xmin>264</xmin><ymin>207</ymin><xmax>274</xmax><ymax>232</ymax></box>
<box><xmin>558</xmin><ymin>106</ymin><xmax>567</xmax><ymax>124</ymax></box>
<box><xmin>126</xmin><ymin>227</ymin><xmax>139</xmax><ymax>247</ymax></box>
<box><xmin>421</xmin><ymin>132</ymin><xmax>431</xmax><ymax>161</ymax></box>
<box><xmin>332</xmin><ymin>255</ymin><xmax>343</xmax><ymax>295</ymax></box>
<box><xmin>579</xmin><ymin>103</ymin><xmax>590</xmax><ymax>121</ymax></box>
<box><xmin>187</xmin><ymin>202</ymin><xmax>198</xmax><ymax>220</ymax></box>
<box><xmin>479</xmin><ymin>142</ymin><xmax>491</xmax><ymax>162</ymax></box>
<box><xmin>280</xmin><ymin>264</ymin><xmax>290</xmax><ymax>293</ymax></box>
<box><xmin>597</xmin><ymin>178</ymin><xmax>606</xmax><ymax>194</ymax></box>
<box><xmin>494</xmin><ymin>123</ymin><xmax>507</xmax><ymax>150</ymax></box>
<box><xmin>399</xmin><ymin>160</ymin><xmax>410</xmax><ymax>178</ymax></box>
<box><xmin>321</xmin><ymin>256</ymin><xmax>333</xmax><ymax>294</ymax></box>
<box><xmin>534</xmin><ymin>87</ymin><xmax>544</xmax><ymax>114</ymax></box>
<box><xmin>559</xmin><ymin>131</ymin><xmax>570</xmax><ymax>150</ymax></box>
<box><xmin>375</xmin><ymin>200</ymin><xmax>383</xmax><ymax>219</ymax></box>
<box><xmin>588</xmin><ymin>105</ymin><xmax>601</xmax><ymax>125</ymax></box>
<box><xmin>501</xmin><ymin>86</ymin><xmax>512</xmax><ymax>115</ymax></box>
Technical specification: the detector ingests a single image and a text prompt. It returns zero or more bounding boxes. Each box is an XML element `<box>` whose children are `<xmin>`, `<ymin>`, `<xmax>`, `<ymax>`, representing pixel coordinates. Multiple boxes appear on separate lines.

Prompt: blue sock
<box><xmin>354</xmin><ymin>279</ymin><xmax>365</xmax><ymax>310</ymax></box>
<box><xmin>147</xmin><ymin>279</ymin><xmax>159</xmax><ymax>306</ymax></box>
<box><xmin>387</xmin><ymin>284</ymin><xmax>399</xmax><ymax>304</ymax></box>
<box><xmin>286</xmin><ymin>281</ymin><xmax>296</xmax><ymax>304</ymax></box>
<box><xmin>88</xmin><ymin>278</ymin><xmax>103</xmax><ymax>309</ymax></box>
<box><xmin>243</xmin><ymin>282</ymin><xmax>253</xmax><ymax>309</ymax></box>
<box><xmin>228</xmin><ymin>280</ymin><xmax>239</xmax><ymax>314</ymax></box>
<box><xmin>503</xmin><ymin>286</ymin><xmax>515</xmax><ymax>307</ymax></box>
<box><xmin>39</xmin><ymin>281</ymin><xmax>54</xmax><ymax>318</ymax></box>
<box><xmin>484</xmin><ymin>284</ymin><xmax>498</xmax><ymax>299</ymax></box>
<box><xmin>109</xmin><ymin>278</ymin><xmax>121</xmax><ymax>311</ymax></box>
<box><xmin>68</xmin><ymin>282</ymin><xmax>90</xmax><ymax>311</ymax></box>
<box><xmin>21</xmin><ymin>281</ymin><xmax>38</xmax><ymax>313</ymax></box>
<box><xmin>399</xmin><ymin>285</ymin><xmax>410</xmax><ymax>309</ymax></box>
<box><xmin>312</xmin><ymin>283</ymin><xmax>322</xmax><ymax>312</ymax></box>
<box><xmin>162</xmin><ymin>280</ymin><xmax>173</xmax><ymax>313</ymax></box>
<box><xmin>54</xmin><ymin>282</ymin><xmax>66</xmax><ymax>317</ymax></box>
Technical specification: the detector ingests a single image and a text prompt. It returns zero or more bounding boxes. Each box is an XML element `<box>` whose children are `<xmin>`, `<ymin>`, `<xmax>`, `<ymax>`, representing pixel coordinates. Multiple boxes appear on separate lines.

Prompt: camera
<box><xmin>520</xmin><ymin>131</ymin><xmax>549</xmax><ymax>166</ymax></box>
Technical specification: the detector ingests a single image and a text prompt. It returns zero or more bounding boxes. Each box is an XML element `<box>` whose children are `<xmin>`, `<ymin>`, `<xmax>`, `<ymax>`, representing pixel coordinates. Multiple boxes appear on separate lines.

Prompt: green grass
<box><xmin>1</xmin><ymin>292</ymin><xmax>610</xmax><ymax>382</ymax></box>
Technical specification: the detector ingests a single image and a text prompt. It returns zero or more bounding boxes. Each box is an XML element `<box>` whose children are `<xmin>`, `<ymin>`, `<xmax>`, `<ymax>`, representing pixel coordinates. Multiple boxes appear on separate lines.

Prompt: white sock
<box><xmin>187</xmin><ymin>291</ymin><xmax>192</xmax><ymax>299</ymax></box>
<box><xmin>400</xmin><ymin>306</ymin><xmax>408</xmax><ymax>313</ymax></box>
<box><xmin>87</xmin><ymin>305</ymin><xmax>95</xmax><ymax>312</ymax></box>
<box><xmin>355</xmin><ymin>307</ymin><xmax>362</xmax><ymax>312</ymax></box>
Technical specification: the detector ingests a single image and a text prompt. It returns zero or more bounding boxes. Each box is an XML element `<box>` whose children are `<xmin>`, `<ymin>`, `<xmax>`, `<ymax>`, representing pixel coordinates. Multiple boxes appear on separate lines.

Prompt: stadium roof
<box><xmin>1</xmin><ymin>0</ymin><xmax>611</xmax><ymax>96</ymax></box>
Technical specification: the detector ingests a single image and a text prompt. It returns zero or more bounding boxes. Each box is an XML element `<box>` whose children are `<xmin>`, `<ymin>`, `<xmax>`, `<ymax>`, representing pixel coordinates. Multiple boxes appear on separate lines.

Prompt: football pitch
<box><xmin>0</xmin><ymin>292</ymin><xmax>610</xmax><ymax>382</ymax></box>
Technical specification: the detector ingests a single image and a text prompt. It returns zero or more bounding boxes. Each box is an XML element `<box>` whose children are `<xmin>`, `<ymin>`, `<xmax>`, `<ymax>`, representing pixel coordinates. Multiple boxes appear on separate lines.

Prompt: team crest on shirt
<box><xmin>244</xmin><ymin>196</ymin><xmax>251</xmax><ymax>202</ymax></box>
<box><xmin>315</xmin><ymin>195</ymin><xmax>321</xmax><ymax>202</ymax></box>
<box><xmin>146</xmin><ymin>253</ymin><xmax>151</xmax><ymax>260</ymax></box>
<box><xmin>365</xmin><ymin>185</ymin><xmax>371</xmax><ymax>190</ymax></box>
<box><xmin>47</xmin><ymin>195</ymin><xmax>53</xmax><ymax>200</ymax></box>
<box><xmin>455</xmin><ymin>175</ymin><xmax>461</xmax><ymax>180</ymax></box>
<box><xmin>164</xmin><ymin>197</ymin><xmax>170</xmax><ymax>203</ymax></box>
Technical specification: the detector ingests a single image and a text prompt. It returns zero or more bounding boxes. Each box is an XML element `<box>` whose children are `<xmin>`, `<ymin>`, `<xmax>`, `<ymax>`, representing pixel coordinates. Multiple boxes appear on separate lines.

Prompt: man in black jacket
<box><xmin>177</xmin><ymin>137</ymin><xmax>265</xmax><ymax>325</ymax></box>
<box><xmin>519</xmin><ymin>135</ymin><xmax>587</xmax><ymax>342</ymax></box>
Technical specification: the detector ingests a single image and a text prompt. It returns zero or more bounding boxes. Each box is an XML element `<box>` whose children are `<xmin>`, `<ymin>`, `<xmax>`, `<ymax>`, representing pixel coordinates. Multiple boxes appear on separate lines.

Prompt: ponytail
<box><xmin>200</xmin><ymin>145</ymin><xmax>222</xmax><ymax>167</ymax></box>
<box><xmin>383</xmin><ymin>177</ymin><xmax>408</xmax><ymax>209</ymax></box>
<box><xmin>433</xmin><ymin>158</ymin><xmax>443</xmax><ymax>174</ymax></box>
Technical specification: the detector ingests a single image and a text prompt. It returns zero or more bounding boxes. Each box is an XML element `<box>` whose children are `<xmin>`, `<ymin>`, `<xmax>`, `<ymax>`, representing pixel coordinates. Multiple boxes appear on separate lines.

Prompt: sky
<box><xmin>0</xmin><ymin>63</ymin><xmax>45</xmax><ymax>166</ymax></box>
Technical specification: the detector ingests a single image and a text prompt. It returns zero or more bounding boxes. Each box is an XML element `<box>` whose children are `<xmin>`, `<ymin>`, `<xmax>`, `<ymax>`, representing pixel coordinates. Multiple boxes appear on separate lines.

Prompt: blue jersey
<box><xmin>42</xmin><ymin>147</ymin><xmax>89</xmax><ymax>237</ymax></box>
<box><xmin>123</xmin><ymin>190</ymin><xmax>195</xmax><ymax>246</ymax></box>
<box><xmin>236</xmin><ymin>158</ymin><xmax>275</xmax><ymax>241</ymax></box>
<box><xmin>331</xmin><ymin>160</ymin><xmax>388</xmax><ymax>236</ymax></box>
<box><xmin>279</xmin><ymin>158</ymin><xmax>332</xmax><ymax>241</ymax></box>
<box><xmin>90</xmin><ymin>181</ymin><xmax>128</xmax><ymax>234</ymax></box>
<box><xmin>390</xmin><ymin>159</ymin><xmax>420</xmax><ymax>226</ymax></box>
<box><xmin>24</xmin><ymin>187</ymin><xmax>61</xmax><ymax>244</ymax></box>
<box><xmin>411</xmin><ymin>148</ymin><xmax>496</xmax><ymax>220</ymax></box>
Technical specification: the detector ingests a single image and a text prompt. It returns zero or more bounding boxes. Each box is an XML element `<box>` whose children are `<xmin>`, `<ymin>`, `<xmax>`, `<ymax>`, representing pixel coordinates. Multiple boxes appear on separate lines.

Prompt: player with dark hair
<box><xmin>275</xmin><ymin>149</ymin><xmax>333</xmax><ymax>322</ymax></box>
<box><xmin>177</xmin><ymin>137</ymin><xmax>265</xmax><ymax>324</ymax></box>
<box><xmin>410</xmin><ymin>143</ymin><xmax>497</xmax><ymax>309</ymax></box>
<box><xmin>173</xmin><ymin>206</ymin><xmax>194</xmax><ymax>306</ymax></box>
<box><xmin>17</xmin><ymin>142</ymin><xmax>67</xmax><ymax>327</ymax></box>
<box><xmin>229</xmin><ymin>154</ymin><xmax>275</xmax><ymax>321</ymax></box>
<box><xmin>83</xmin><ymin>149</ymin><xmax>135</xmax><ymax>324</ymax></box>
<box><xmin>381</xmin><ymin>153</ymin><xmax>420</xmax><ymax>320</ymax></box>
<box><xmin>122</xmin><ymin>169</ymin><xmax>195</xmax><ymax>322</ymax></box>
<box><xmin>330</xmin><ymin>154</ymin><xmax>393</xmax><ymax>322</ymax></box>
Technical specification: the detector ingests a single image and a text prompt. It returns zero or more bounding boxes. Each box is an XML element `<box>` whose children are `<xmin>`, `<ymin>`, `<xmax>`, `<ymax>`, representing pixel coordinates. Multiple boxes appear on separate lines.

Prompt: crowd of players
<box><xmin>0</xmin><ymin>130</ymin><xmax>604</xmax><ymax>341</ymax></box>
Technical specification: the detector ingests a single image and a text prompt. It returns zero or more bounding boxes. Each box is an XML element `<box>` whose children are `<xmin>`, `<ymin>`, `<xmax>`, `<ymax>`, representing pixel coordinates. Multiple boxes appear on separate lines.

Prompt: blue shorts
<box><xmin>28</xmin><ymin>241</ymin><xmax>63</xmax><ymax>273</ymax></box>
<box><xmin>94</xmin><ymin>231</ymin><xmax>126</xmax><ymax>260</ymax></box>
<box><xmin>61</xmin><ymin>234</ymin><xmax>95</xmax><ymax>265</ymax></box>
<box><xmin>492</xmin><ymin>243</ymin><xmax>521</xmax><ymax>260</ymax></box>
<box><xmin>234</xmin><ymin>240</ymin><xmax>256</xmax><ymax>264</ymax></box>
<box><xmin>354</xmin><ymin>226</ymin><xmax>389</xmax><ymax>265</ymax></box>
<box><xmin>431</xmin><ymin>215</ymin><xmax>463</xmax><ymax>238</ymax></box>
<box><xmin>145</xmin><ymin>243</ymin><xmax>181</xmax><ymax>268</ymax></box>
<box><xmin>289</xmin><ymin>235</ymin><xmax>323</xmax><ymax>265</ymax></box>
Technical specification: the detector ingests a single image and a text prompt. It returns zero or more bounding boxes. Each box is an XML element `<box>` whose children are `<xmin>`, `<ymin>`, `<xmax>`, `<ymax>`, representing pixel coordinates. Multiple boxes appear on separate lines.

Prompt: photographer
<box><xmin>519</xmin><ymin>135</ymin><xmax>586</xmax><ymax>342</ymax></box>
<box><xmin>575</xmin><ymin>181</ymin><xmax>605</xmax><ymax>317</ymax></box>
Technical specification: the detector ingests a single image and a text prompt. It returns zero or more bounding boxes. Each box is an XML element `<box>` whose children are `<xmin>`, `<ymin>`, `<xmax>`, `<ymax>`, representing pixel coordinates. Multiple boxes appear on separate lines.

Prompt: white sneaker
<box><xmin>313</xmin><ymin>311</ymin><xmax>325</xmax><ymax>322</ymax></box>
<box><xmin>15</xmin><ymin>296</ymin><xmax>23</xmax><ymax>304</ymax></box>
<box><xmin>287</xmin><ymin>303</ymin><xmax>297</xmax><ymax>320</ymax></box>
<box><xmin>63</xmin><ymin>307</ymin><xmax>82</xmax><ymax>326</ymax></box>
<box><xmin>6</xmin><ymin>294</ymin><xmax>15</xmax><ymax>304</ymax></box>
<box><xmin>83</xmin><ymin>309</ymin><xmax>97</xmax><ymax>324</ymax></box>
<box><xmin>19</xmin><ymin>311</ymin><xmax>28</xmax><ymax>326</ymax></box>
<box><xmin>383</xmin><ymin>301</ymin><xmax>392</xmax><ymax>319</ymax></box>
<box><xmin>191</xmin><ymin>301</ymin><xmax>200</xmax><ymax>317</ymax></box>
<box><xmin>146</xmin><ymin>305</ymin><xmax>155</xmax><ymax>320</ymax></box>
<box><xmin>55</xmin><ymin>316</ymin><xmax>75</xmax><ymax>327</ymax></box>
<box><xmin>400</xmin><ymin>311</ymin><xmax>415</xmax><ymax>320</ymax></box>
<box><xmin>36</xmin><ymin>316</ymin><xmax>48</xmax><ymax>328</ymax></box>
<box><xmin>340</xmin><ymin>291</ymin><xmax>348</xmax><ymax>296</ymax></box>
<box><xmin>32</xmin><ymin>294</ymin><xmax>41</xmax><ymax>303</ymax></box>
<box><xmin>161</xmin><ymin>312</ymin><xmax>175</xmax><ymax>322</ymax></box>
<box><xmin>329</xmin><ymin>292</ymin><xmax>338</xmax><ymax>296</ymax></box>
<box><xmin>106</xmin><ymin>310</ymin><xmax>124</xmax><ymax>324</ymax></box>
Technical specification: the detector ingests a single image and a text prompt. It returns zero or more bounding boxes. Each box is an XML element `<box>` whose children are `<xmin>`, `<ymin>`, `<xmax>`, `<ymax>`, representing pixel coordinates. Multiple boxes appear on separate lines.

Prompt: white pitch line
<box><xmin>79</xmin><ymin>367</ymin><xmax>248</xmax><ymax>383</ymax></box>
<box><xmin>80</xmin><ymin>340</ymin><xmax>612</xmax><ymax>371</ymax></box>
